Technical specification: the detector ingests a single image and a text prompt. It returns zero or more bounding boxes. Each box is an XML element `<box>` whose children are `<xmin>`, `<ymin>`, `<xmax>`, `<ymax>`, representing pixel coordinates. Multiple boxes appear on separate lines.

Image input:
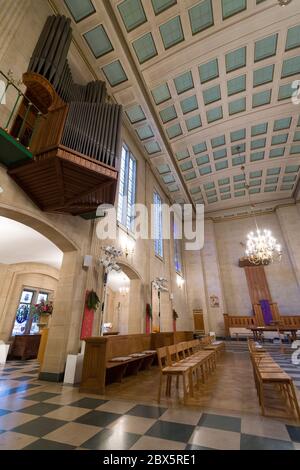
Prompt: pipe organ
<box><xmin>7</xmin><ymin>15</ymin><xmax>122</xmax><ymax>218</ymax></box>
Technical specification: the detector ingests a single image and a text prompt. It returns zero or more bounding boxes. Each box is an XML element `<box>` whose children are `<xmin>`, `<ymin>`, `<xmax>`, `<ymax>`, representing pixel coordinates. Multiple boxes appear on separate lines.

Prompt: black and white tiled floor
<box><xmin>0</xmin><ymin>349</ymin><xmax>300</xmax><ymax>450</ymax></box>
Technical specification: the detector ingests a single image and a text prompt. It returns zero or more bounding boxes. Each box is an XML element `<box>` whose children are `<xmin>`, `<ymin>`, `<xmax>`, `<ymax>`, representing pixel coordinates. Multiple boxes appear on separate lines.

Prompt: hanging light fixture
<box><xmin>238</xmin><ymin>161</ymin><xmax>282</xmax><ymax>265</ymax></box>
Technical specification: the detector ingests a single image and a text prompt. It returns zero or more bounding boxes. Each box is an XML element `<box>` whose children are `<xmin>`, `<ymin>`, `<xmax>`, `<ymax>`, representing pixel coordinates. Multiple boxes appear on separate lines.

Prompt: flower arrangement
<box><xmin>33</xmin><ymin>300</ymin><xmax>53</xmax><ymax>316</ymax></box>
<box><xmin>86</xmin><ymin>290</ymin><xmax>100</xmax><ymax>311</ymax></box>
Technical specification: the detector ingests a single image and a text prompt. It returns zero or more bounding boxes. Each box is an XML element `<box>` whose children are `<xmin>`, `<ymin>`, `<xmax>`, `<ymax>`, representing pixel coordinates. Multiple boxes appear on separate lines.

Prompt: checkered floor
<box><xmin>0</xmin><ymin>349</ymin><xmax>300</xmax><ymax>450</ymax></box>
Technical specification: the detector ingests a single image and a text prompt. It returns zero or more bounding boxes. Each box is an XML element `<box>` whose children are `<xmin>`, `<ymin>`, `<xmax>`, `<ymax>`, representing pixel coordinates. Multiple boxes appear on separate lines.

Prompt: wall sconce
<box><xmin>176</xmin><ymin>274</ymin><xmax>185</xmax><ymax>289</ymax></box>
<box><xmin>119</xmin><ymin>232</ymin><xmax>135</xmax><ymax>258</ymax></box>
<box><xmin>119</xmin><ymin>286</ymin><xmax>129</xmax><ymax>295</ymax></box>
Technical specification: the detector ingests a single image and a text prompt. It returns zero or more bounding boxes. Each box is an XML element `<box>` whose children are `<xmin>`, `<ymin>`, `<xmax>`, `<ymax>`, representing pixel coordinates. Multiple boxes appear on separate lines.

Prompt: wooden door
<box><xmin>193</xmin><ymin>310</ymin><xmax>204</xmax><ymax>332</ymax></box>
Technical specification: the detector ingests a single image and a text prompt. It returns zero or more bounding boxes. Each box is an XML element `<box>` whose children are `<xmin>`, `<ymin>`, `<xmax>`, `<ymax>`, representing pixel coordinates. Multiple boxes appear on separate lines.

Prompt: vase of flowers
<box><xmin>33</xmin><ymin>301</ymin><xmax>53</xmax><ymax>330</ymax></box>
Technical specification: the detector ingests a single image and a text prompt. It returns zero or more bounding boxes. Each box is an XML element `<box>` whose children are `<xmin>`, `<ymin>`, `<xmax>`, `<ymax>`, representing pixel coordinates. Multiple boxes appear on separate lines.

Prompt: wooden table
<box><xmin>249</xmin><ymin>327</ymin><xmax>298</xmax><ymax>342</ymax></box>
<box><xmin>10</xmin><ymin>334</ymin><xmax>41</xmax><ymax>360</ymax></box>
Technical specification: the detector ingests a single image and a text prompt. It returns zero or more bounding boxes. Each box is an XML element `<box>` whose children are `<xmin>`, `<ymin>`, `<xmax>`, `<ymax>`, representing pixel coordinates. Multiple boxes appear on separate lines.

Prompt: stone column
<box><xmin>201</xmin><ymin>219</ymin><xmax>227</xmax><ymax>336</ymax></box>
<box><xmin>40</xmin><ymin>250</ymin><xmax>87</xmax><ymax>381</ymax></box>
<box><xmin>127</xmin><ymin>279</ymin><xmax>144</xmax><ymax>334</ymax></box>
<box><xmin>276</xmin><ymin>205</ymin><xmax>300</xmax><ymax>289</ymax></box>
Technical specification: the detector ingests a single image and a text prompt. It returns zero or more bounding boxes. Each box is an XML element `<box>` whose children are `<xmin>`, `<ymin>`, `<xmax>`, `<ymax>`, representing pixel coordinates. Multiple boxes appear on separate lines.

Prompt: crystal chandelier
<box><xmin>238</xmin><ymin>163</ymin><xmax>282</xmax><ymax>265</ymax></box>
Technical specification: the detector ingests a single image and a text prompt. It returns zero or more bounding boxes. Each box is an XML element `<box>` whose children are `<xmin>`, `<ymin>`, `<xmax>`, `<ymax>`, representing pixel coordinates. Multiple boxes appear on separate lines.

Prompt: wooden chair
<box><xmin>156</xmin><ymin>346</ymin><xmax>191</xmax><ymax>404</ymax></box>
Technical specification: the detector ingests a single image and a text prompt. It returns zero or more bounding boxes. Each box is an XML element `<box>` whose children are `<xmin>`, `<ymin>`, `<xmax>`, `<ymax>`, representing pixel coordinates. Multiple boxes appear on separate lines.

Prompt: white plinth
<box><xmin>0</xmin><ymin>344</ymin><xmax>10</xmax><ymax>365</ymax></box>
<box><xmin>64</xmin><ymin>353</ymin><xmax>84</xmax><ymax>384</ymax></box>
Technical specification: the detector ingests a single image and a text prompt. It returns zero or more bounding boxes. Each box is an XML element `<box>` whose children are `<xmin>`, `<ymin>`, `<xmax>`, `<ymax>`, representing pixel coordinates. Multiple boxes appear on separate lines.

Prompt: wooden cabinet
<box><xmin>10</xmin><ymin>334</ymin><xmax>41</xmax><ymax>360</ymax></box>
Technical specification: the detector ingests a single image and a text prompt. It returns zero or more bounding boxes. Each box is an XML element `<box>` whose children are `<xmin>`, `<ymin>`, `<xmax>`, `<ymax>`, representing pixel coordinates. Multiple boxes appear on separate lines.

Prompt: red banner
<box><xmin>80</xmin><ymin>292</ymin><xmax>94</xmax><ymax>339</ymax></box>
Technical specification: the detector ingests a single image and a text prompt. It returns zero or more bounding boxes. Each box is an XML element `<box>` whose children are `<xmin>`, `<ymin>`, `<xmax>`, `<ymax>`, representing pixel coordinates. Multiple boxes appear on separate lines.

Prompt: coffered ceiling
<box><xmin>52</xmin><ymin>0</ymin><xmax>300</xmax><ymax>212</ymax></box>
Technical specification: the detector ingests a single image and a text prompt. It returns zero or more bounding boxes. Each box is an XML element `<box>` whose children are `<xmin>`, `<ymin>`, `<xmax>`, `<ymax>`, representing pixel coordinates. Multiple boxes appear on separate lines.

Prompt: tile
<box><xmin>96</xmin><ymin>400</ymin><xmax>135</xmax><ymax>414</ymax></box>
<box><xmin>240</xmin><ymin>433</ymin><xmax>294</xmax><ymax>450</ymax></box>
<box><xmin>70</xmin><ymin>398</ymin><xmax>107</xmax><ymax>409</ymax></box>
<box><xmin>23</xmin><ymin>439</ymin><xmax>76</xmax><ymax>450</ymax></box>
<box><xmin>160</xmin><ymin>408</ymin><xmax>202</xmax><ymax>426</ymax></box>
<box><xmin>23</xmin><ymin>370</ymin><xmax>38</xmax><ymax>375</ymax></box>
<box><xmin>286</xmin><ymin>425</ymin><xmax>300</xmax><ymax>443</ymax></box>
<box><xmin>12</xmin><ymin>376</ymin><xmax>34</xmax><ymax>382</ymax></box>
<box><xmin>19</xmin><ymin>403</ymin><xmax>61</xmax><ymax>416</ymax></box>
<box><xmin>0</xmin><ymin>409</ymin><xmax>10</xmax><ymax>417</ymax></box>
<box><xmin>198</xmin><ymin>413</ymin><xmax>241</xmax><ymax>432</ymax></box>
<box><xmin>82</xmin><ymin>428</ymin><xmax>140</xmax><ymax>450</ymax></box>
<box><xmin>242</xmin><ymin>416</ymin><xmax>291</xmax><ymax>441</ymax></box>
<box><xmin>127</xmin><ymin>404</ymin><xmax>167</xmax><ymax>419</ymax></box>
<box><xmin>12</xmin><ymin>417</ymin><xmax>67</xmax><ymax>437</ymax></box>
<box><xmin>3</xmin><ymin>368</ymin><xmax>19</xmax><ymax>372</ymax></box>
<box><xmin>146</xmin><ymin>420</ymin><xmax>194</xmax><ymax>443</ymax></box>
<box><xmin>45</xmin><ymin>422</ymin><xmax>101</xmax><ymax>447</ymax></box>
<box><xmin>186</xmin><ymin>444</ymin><xmax>212</xmax><ymax>450</ymax></box>
<box><xmin>0</xmin><ymin>431</ymin><xmax>38</xmax><ymax>450</ymax></box>
<box><xmin>25</xmin><ymin>392</ymin><xmax>59</xmax><ymax>402</ymax></box>
<box><xmin>131</xmin><ymin>435</ymin><xmax>186</xmax><ymax>450</ymax></box>
<box><xmin>0</xmin><ymin>398</ymin><xmax>39</xmax><ymax>412</ymax></box>
<box><xmin>0</xmin><ymin>383</ymin><xmax>40</xmax><ymax>398</ymax></box>
<box><xmin>45</xmin><ymin>406</ymin><xmax>90</xmax><ymax>422</ymax></box>
<box><xmin>108</xmin><ymin>415</ymin><xmax>155</xmax><ymax>434</ymax></box>
<box><xmin>75</xmin><ymin>410</ymin><xmax>120</xmax><ymax>427</ymax></box>
<box><xmin>0</xmin><ymin>412</ymin><xmax>36</xmax><ymax>431</ymax></box>
<box><xmin>189</xmin><ymin>426</ymin><xmax>240</xmax><ymax>450</ymax></box>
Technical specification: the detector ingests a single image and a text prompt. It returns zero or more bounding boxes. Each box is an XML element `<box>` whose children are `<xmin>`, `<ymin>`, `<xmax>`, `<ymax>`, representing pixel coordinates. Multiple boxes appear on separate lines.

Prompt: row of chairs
<box><xmin>157</xmin><ymin>338</ymin><xmax>225</xmax><ymax>403</ymax></box>
<box><xmin>248</xmin><ymin>339</ymin><xmax>300</xmax><ymax>420</ymax></box>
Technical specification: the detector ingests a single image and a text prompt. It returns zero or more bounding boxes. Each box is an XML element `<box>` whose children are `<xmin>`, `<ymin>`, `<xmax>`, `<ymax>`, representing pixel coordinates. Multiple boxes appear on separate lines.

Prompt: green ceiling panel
<box><xmin>190</xmin><ymin>186</ymin><xmax>201</xmax><ymax>194</ymax></box>
<box><xmin>133</xmin><ymin>32</ymin><xmax>157</xmax><ymax>63</ymax></box>
<box><xmin>197</xmin><ymin>155</ymin><xmax>210</xmax><ymax>165</ymax></box>
<box><xmin>160</xmin><ymin>16</ymin><xmax>184</xmax><ymax>49</ymax></box>
<box><xmin>220</xmin><ymin>186</ymin><xmax>231</xmax><ymax>193</ymax></box>
<box><xmin>151</xmin><ymin>0</ymin><xmax>177</xmax><ymax>15</ymax></box>
<box><xmin>207</xmin><ymin>106</ymin><xmax>223</xmax><ymax>123</ymax></box>
<box><xmin>102</xmin><ymin>60</ymin><xmax>127</xmax><ymax>87</ymax></box>
<box><xmin>227</xmin><ymin>74</ymin><xmax>246</xmax><ymax>96</ymax></box>
<box><xmin>211</xmin><ymin>135</ymin><xmax>225</xmax><ymax>148</ymax></box>
<box><xmin>281</xmin><ymin>183</ymin><xmax>294</xmax><ymax>191</ymax></box>
<box><xmin>204</xmin><ymin>182</ymin><xmax>215</xmax><ymax>190</ymax></box>
<box><xmin>283</xmin><ymin>175</ymin><xmax>297</xmax><ymax>183</ymax></box>
<box><xmin>221</xmin><ymin>193</ymin><xmax>231</xmax><ymax>200</ymax></box>
<box><xmin>219</xmin><ymin>178</ymin><xmax>230</xmax><ymax>186</ymax></box>
<box><xmin>251</xmin><ymin>138</ymin><xmax>266</xmax><ymax>150</ymax></box>
<box><xmin>264</xmin><ymin>186</ymin><xmax>277</xmax><ymax>192</ymax></box>
<box><xmin>278</xmin><ymin>83</ymin><xmax>293</xmax><ymax>100</ymax></box>
<box><xmin>186</xmin><ymin>114</ymin><xmax>202</xmax><ymax>131</ymax></box>
<box><xmin>157</xmin><ymin>163</ymin><xmax>170</xmax><ymax>174</ymax></box>
<box><xmin>286</xmin><ymin>25</ymin><xmax>300</xmax><ymax>51</ymax></box>
<box><xmin>65</xmin><ymin>0</ymin><xmax>95</xmax><ymax>22</ymax></box>
<box><xmin>235</xmin><ymin>190</ymin><xmax>246</xmax><ymax>197</ymax></box>
<box><xmin>162</xmin><ymin>174</ymin><xmax>175</xmax><ymax>183</ymax></box>
<box><xmin>152</xmin><ymin>83</ymin><xmax>171</xmax><ymax>104</ymax></box>
<box><xmin>166</xmin><ymin>122</ymin><xmax>182</xmax><ymax>138</ymax></box>
<box><xmin>200</xmin><ymin>165</ymin><xmax>212</xmax><ymax>175</ymax></box>
<box><xmin>206</xmin><ymin>189</ymin><xmax>217</xmax><ymax>197</ymax></box>
<box><xmin>160</xmin><ymin>105</ymin><xmax>177</xmax><ymax>123</ymax></box>
<box><xmin>249</xmin><ymin>187</ymin><xmax>261</xmax><ymax>194</ymax></box>
<box><xmin>180</xmin><ymin>95</ymin><xmax>198</xmax><ymax>114</ymax></box>
<box><xmin>269</xmin><ymin>147</ymin><xmax>285</xmax><ymax>158</ymax></box>
<box><xmin>176</xmin><ymin>149</ymin><xmax>190</xmax><ymax>160</ymax></box>
<box><xmin>232</xmin><ymin>155</ymin><xmax>245</xmax><ymax>165</ymax></box>
<box><xmin>294</xmin><ymin>131</ymin><xmax>300</xmax><ymax>141</ymax></box>
<box><xmin>250</xmin><ymin>170</ymin><xmax>262</xmax><ymax>178</ymax></box>
<box><xmin>234</xmin><ymin>174</ymin><xmax>245</xmax><ymax>182</ymax></box>
<box><xmin>285</xmin><ymin>165</ymin><xmax>299</xmax><ymax>173</ymax></box>
<box><xmin>229</xmin><ymin>97</ymin><xmax>246</xmax><ymax>115</ymax></box>
<box><xmin>180</xmin><ymin>161</ymin><xmax>193</xmax><ymax>172</ymax></box>
<box><xmin>232</xmin><ymin>143</ymin><xmax>245</xmax><ymax>154</ymax></box>
<box><xmin>145</xmin><ymin>141</ymin><xmax>161</xmax><ymax>154</ymax></box>
<box><xmin>174</xmin><ymin>71</ymin><xmax>194</xmax><ymax>94</ymax></box>
<box><xmin>189</xmin><ymin>0</ymin><xmax>213</xmax><ymax>35</ymax></box>
<box><xmin>199</xmin><ymin>59</ymin><xmax>219</xmax><ymax>83</ymax></box>
<box><xmin>267</xmin><ymin>167</ymin><xmax>281</xmax><ymax>176</ymax></box>
<box><xmin>225</xmin><ymin>47</ymin><xmax>246</xmax><ymax>73</ymax></box>
<box><xmin>193</xmin><ymin>142</ymin><xmax>207</xmax><ymax>154</ymax></box>
<box><xmin>203</xmin><ymin>85</ymin><xmax>221</xmax><ymax>105</ymax></box>
<box><xmin>266</xmin><ymin>177</ymin><xmax>278</xmax><ymax>184</ymax></box>
<box><xmin>271</xmin><ymin>134</ymin><xmax>288</xmax><ymax>145</ymax></box>
<box><xmin>208</xmin><ymin>196</ymin><xmax>218</xmax><ymax>203</ymax></box>
<box><xmin>273</xmin><ymin>117</ymin><xmax>292</xmax><ymax>131</ymax></box>
<box><xmin>222</xmin><ymin>0</ymin><xmax>246</xmax><ymax>19</ymax></box>
<box><xmin>213</xmin><ymin>148</ymin><xmax>227</xmax><ymax>160</ymax></box>
<box><xmin>84</xmin><ymin>25</ymin><xmax>113</xmax><ymax>58</ymax></box>
<box><xmin>234</xmin><ymin>182</ymin><xmax>246</xmax><ymax>190</ymax></box>
<box><xmin>253</xmin><ymin>64</ymin><xmax>274</xmax><ymax>87</ymax></box>
<box><xmin>290</xmin><ymin>144</ymin><xmax>300</xmax><ymax>154</ymax></box>
<box><xmin>282</xmin><ymin>56</ymin><xmax>300</xmax><ymax>78</ymax></box>
<box><xmin>249</xmin><ymin>179</ymin><xmax>261</xmax><ymax>186</ymax></box>
<box><xmin>126</xmin><ymin>104</ymin><xmax>146</xmax><ymax>123</ymax></box>
<box><xmin>251</xmin><ymin>123</ymin><xmax>268</xmax><ymax>136</ymax></box>
<box><xmin>254</xmin><ymin>33</ymin><xmax>278</xmax><ymax>62</ymax></box>
<box><xmin>184</xmin><ymin>170</ymin><xmax>196</xmax><ymax>181</ymax></box>
<box><xmin>252</xmin><ymin>89</ymin><xmax>271</xmax><ymax>107</ymax></box>
<box><xmin>250</xmin><ymin>151</ymin><xmax>265</xmax><ymax>161</ymax></box>
<box><xmin>168</xmin><ymin>184</ymin><xmax>179</xmax><ymax>192</ymax></box>
<box><xmin>231</xmin><ymin>129</ymin><xmax>246</xmax><ymax>141</ymax></box>
<box><xmin>118</xmin><ymin>0</ymin><xmax>147</xmax><ymax>32</ymax></box>
<box><xmin>136</xmin><ymin>124</ymin><xmax>154</xmax><ymax>140</ymax></box>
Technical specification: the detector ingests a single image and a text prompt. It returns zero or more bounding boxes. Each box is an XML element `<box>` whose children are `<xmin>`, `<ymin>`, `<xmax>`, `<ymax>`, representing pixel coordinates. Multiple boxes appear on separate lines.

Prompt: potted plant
<box><xmin>172</xmin><ymin>309</ymin><xmax>179</xmax><ymax>332</ymax></box>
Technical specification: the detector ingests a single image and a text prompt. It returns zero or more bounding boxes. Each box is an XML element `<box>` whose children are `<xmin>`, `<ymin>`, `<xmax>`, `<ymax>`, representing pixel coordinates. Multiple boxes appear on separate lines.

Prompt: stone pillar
<box><xmin>201</xmin><ymin>219</ymin><xmax>227</xmax><ymax>336</ymax></box>
<box><xmin>276</xmin><ymin>205</ymin><xmax>300</xmax><ymax>289</ymax></box>
<box><xmin>127</xmin><ymin>279</ymin><xmax>143</xmax><ymax>334</ymax></box>
<box><xmin>40</xmin><ymin>250</ymin><xmax>87</xmax><ymax>381</ymax></box>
